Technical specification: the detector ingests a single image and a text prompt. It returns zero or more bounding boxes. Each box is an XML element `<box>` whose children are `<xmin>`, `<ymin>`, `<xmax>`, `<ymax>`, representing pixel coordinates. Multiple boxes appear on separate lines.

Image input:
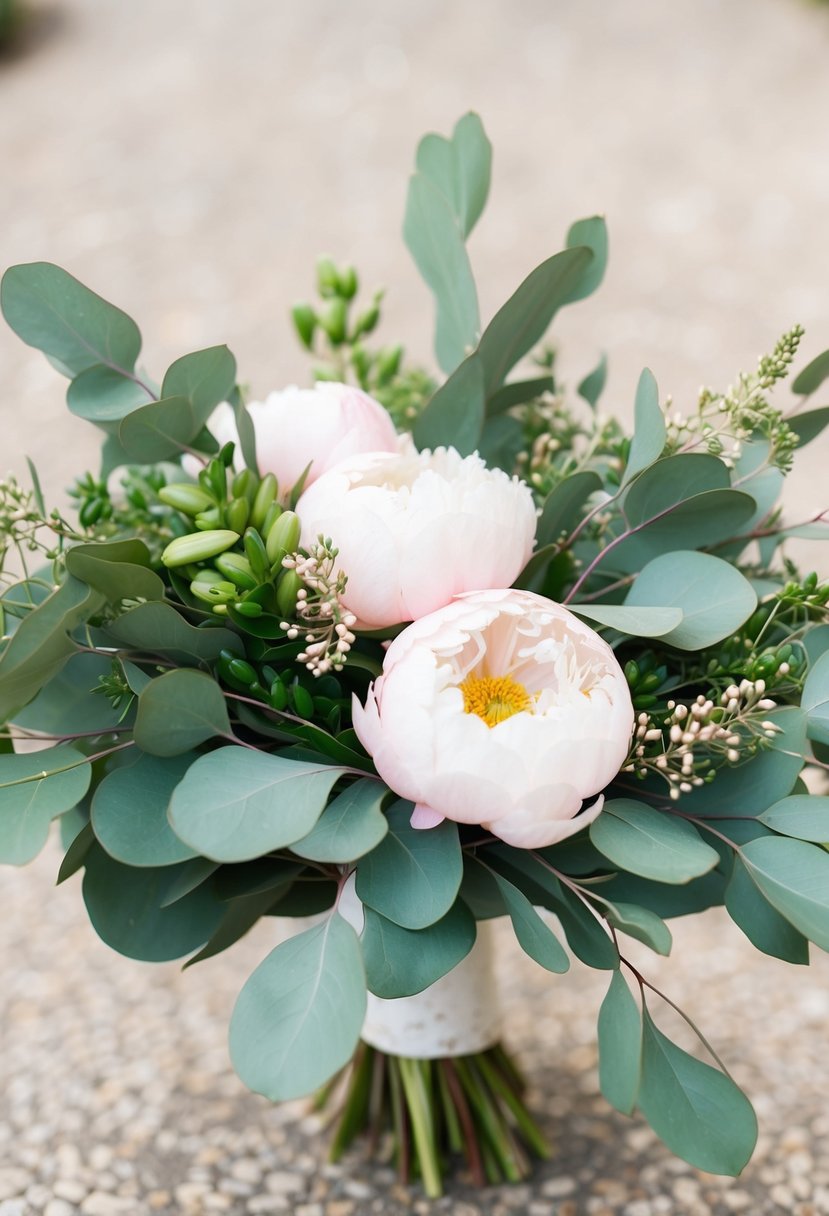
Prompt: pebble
<box><xmin>0</xmin><ymin>1173</ymin><xmax>29</xmax><ymax>1203</ymax></box>
<box><xmin>44</xmin><ymin>1203</ymin><xmax>75</xmax><ymax>1216</ymax></box>
<box><xmin>264</xmin><ymin>1172</ymin><xmax>304</xmax><ymax>1195</ymax></box>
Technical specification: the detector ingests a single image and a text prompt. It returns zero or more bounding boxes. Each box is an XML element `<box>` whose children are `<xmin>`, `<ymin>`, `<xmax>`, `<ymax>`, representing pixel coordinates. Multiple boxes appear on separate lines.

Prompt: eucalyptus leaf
<box><xmin>577</xmin><ymin>352</ymin><xmax>608</xmax><ymax>408</ymax></box>
<box><xmin>741</xmin><ymin>835</ymin><xmax>829</xmax><ymax>950</ymax></box>
<box><xmin>603</xmin><ymin>901</ymin><xmax>672</xmax><ymax>955</ymax></box>
<box><xmin>491</xmin><ymin>870</ymin><xmax>569</xmax><ymax>973</ymax></box>
<box><xmin>361</xmin><ymin>900</ymin><xmax>476</xmax><ymax>998</ymax></box>
<box><xmin>67</xmin><ymin>364</ymin><xmax>152</xmax><ymax>428</ymax></box>
<box><xmin>725</xmin><ymin>855</ymin><xmax>809</xmax><ymax>964</ymax></box>
<box><xmin>535</xmin><ymin>471</ymin><xmax>602</xmax><ymax>549</ymax></box>
<box><xmin>626</xmin><ymin>551</ymin><xmax>757</xmax><ymax>650</ymax></box>
<box><xmin>161</xmin><ymin>345</ymin><xmax>237</xmax><ymax>428</ymax></box>
<box><xmin>403</xmin><ymin>173</ymin><xmax>479</xmax><ymax>374</ymax></box>
<box><xmin>82</xmin><ymin>848</ymin><xmax>225</xmax><ymax>962</ymax></box>
<box><xmin>789</xmin><ymin>406</ymin><xmax>829</xmax><ymax>448</ymax></box>
<box><xmin>758</xmin><ymin>794</ymin><xmax>829</xmax><ymax>841</ymax></box>
<box><xmin>549</xmin><ymin>884</ymin><xmax>617</xmax><ymax>969</ymax></box>
<box><xmin>597</xmin><ymin>970</ymin><xmax>641</xmax><ymax>1114</ymax></box>
<box><xmin>229</xmin><ymin>914</ymin><xmax>366</xmax><ymax>1100</ymax></box>
<box><xmin>56</xmin><ymin>820</ymin><xmax>95</xmax><ymax>884</ymax></box>
<box><xmin>92</xmin><ymin>751</ymin><xmax>198</xmax><ymax>866</ymax></box>
<box><xmin>792</xmin><ymin>348</ymin><xmax>829</xmax><ymax>395</ymax></box>
<box><xmin>356</xmin><ymin>800</ymin><xmax>462</xmax><ymax>929</ymax></box>
<box><xmin>292</xmin><ymin>778</ymin><xmax>389</xmax><ymax>863</ymax></box>
<box><xmin>624</xmin><ymin>453</ymin><xmax>729</xmax><ymax>522</ymax></box>
<box><xmin>412</xmin><ymin>351</ymin><xmax>485</xmax><ymax>455</ymax></box>
<box><xmin>119</xmin><ymin>395</ymin><xmax>198</xmax><ymax>463</ymax></box>
<box><xmin>562</xmin><ymin>215</ymin><xmax>608</xmax><ymax>304</ymax></box>
<box><xmin>184</xmin><ymin>886</ymin><xmax>282</xmax><ymax>968</ymax></box>
<box><xmin>0</xmin><ymin>745</ymin><xmax>91</xmax><ymax>865</ymax></box>
<box><xmin>104</xmin><ymin>600</ymin><xmax>242</xmax><ymax>663</ymax></box>
<box><xmin>1</xmin><ymin>261</ymin><xmax>142</xmax><ymax>377</ymax></box>
<box><xmin>486</xmin><ymin>375</ymin><xmax>554</xmax><ymax>417</ymax></box>
<box><xmin>638</xmin><ymin>1007</ymin><xmax>757</xmax><ymax>1175</ymax></box>
<box><xmin>415</xmin><ymin>112</ymin><xmax>492</xmax><ymax>238</ymax></box>
<box><xmin>65</xmin><ymin>538</ymin><xmax>164</xmax><ymax>603</ymax></box>
<box><xmin>168</xmin><ymin>746</ymin><xmax>348</xmax><ymax>861</ymax></box>
<box><xmin>684</xmin><ymin>708</ymin><xmax>806</xmax><ymax>817</ymax></box>
<box><xmin>571</xmin><ymin>603</ymin><xmax>683</xmax><ymax>638</ymax></box>
<box><xmin>801</xmin><ymin>649</ymin><xmax>829</xmax><ymax>745</ymax></box>
<box><xmin>134</xmin><ymin>669</ymin><xmax>230</xmax><ymax>756</ymax></box>
<box><xmin>590</xmin><ymin>799</ymin><xmax>720</xmax><ymax>884</ymax></box>
<box><xmin>623</xmin><ymin>369</ymin><xmax>666</xmax><ymax>483</ymax></box>
<box><xmin>13</xmin><ymin>651</ymin><xmax>125</xmax><ymax>735</ymax></box>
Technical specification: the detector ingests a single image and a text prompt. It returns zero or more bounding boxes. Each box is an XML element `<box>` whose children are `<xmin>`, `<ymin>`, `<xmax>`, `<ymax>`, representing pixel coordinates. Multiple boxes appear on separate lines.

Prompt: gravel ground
<box><xmin>2</xmin><ymin>2</ymin><xmax>829</xmax><ymax>1213</ymax></box>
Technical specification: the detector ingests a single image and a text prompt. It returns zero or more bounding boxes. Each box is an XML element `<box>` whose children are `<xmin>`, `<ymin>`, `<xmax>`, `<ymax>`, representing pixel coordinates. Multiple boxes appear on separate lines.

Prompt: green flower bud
<box><xmin>320</xmin><ymin>298</ymin><xmax>348</xmax><ymax>346</ymax></box>
<box><xmin>266</xmin><ymin>510</ymin><xmax>301</xmax><ymax>568</ymax></box>
<box><xmin>194</xmin><ymin>507</ymin><xmax>223</xmax><ymax>531</ymax></box>
<box><xmin>316</xmin><ymin>255</ymin><xmax>340</xmax><ymax>299</ymax></box>
<box><xmin>158</xmin><ymin>483</ymin><xmax>215</xmax><ymax>516</ymax></box>
<box><xmin>232</xmin><ymin>468</ymin><xmax>258</xmax><ymax>504</ymax></box>
<box><xmin>234</xmin><ymin>600</ymin><xmax>264</xmax><ymax>618</ymax></box>
<box><xmin>351</xmin><ymin>304</ymin><xmax>380</xmax><ymax>340</ymax></box>
<box><xmin>243</xmin><ymin>527</ymin><xmax>270</xmax><ymax>584</ymax></box>
<box><xmin>200</xmin><ymin>458</ymin><xmax>228</xmax><ymax>504</ymax></box>
<box><xmin>226</xmin><ymin>657</ymin><xmax>258</xmax><ymax>686</ymax></box>
<box><xmin>162</xmin><ymin>529</ymin><xmax>240</xmax><ymax>568</ymax></box>
<box><xmin>624</xmin><ymin>660</ymin><xmax>640</xmax><ymax>686</ymax></box>
<box><xmin>260</xmin><ymin>500</ymin><xmax>283</xmax><ymax>538</ymax></box>
<box><xmin>219</xmin><ymin>441</ymin><xmax>236</xmax><ymax>468</ymax></box>
<box><xmin>214</xmin><ymin>551</ymin><xmax>257</xmax><ymax>591</ymax></box>
<box><xmin>276</xmin><ymin>569</ymin><xmax>303</xmax><ymax>618</ymax></box>
<box><xmin>291</xmin><ymin>303</ymin><xmax>317</xmax><ymax>351</ymax></box>
<box><xmin>191</xmin><ymin>576</ymin><xmax>237</xmax><ymax>605</ymax></box>
<box><xmin>375</xmin><ymin>344</ymin><xmax>402</xmax><ymax>384</ymax></box>
<box><xmin>250</xmin><ymin>473</ymin><xmax>279</xmax><ymax>531</ymax></box>
<box><xmin>338</xmin><ymin>265</ymin><xmax>358</xmax><ymax>300</ymax></box>
<box><xmin>269</xmin><ymin>680</ymin><xmax>289</xmax><ymax>711</ymax></box>
<box><xmin>225</xmin><ymin>496</ymin><xmax>250</xmax><ymax>534</ymax></box>
<box><xmin>292</xmin><ymin>684</ymin><xmax>315</xmax><ymax>719</ymax></box>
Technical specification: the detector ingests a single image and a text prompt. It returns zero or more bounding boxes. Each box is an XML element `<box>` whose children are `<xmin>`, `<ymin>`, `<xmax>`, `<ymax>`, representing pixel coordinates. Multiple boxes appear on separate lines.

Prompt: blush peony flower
<box><xmin>194</xmin><ymin>382</ymin><xmax>398</xmax><ymax>490</ymax></box>
<box><xmin>352</xmin><ymin>589</ymin><xmax>634</xmax><ymax>849</ymax></box>
<box><xmin>296</xmin><ymin>448</ymin><xmax>537</xmax><ymax>629</ymax></box>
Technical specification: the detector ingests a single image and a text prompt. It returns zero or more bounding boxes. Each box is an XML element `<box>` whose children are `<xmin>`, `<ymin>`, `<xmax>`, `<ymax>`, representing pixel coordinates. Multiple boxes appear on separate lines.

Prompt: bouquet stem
<box><xmin>322</xmin><ymin>1041</ymin><xmax>551</xmax><ymax>1197</ymax></box>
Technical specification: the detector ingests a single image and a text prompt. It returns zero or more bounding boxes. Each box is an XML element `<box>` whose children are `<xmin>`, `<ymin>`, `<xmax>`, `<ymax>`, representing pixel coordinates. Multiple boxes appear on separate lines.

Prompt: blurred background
<box><xmin>2</xmin><ymin>2</ymin><xmax>829</xmax><ymax>1214</ymax></box>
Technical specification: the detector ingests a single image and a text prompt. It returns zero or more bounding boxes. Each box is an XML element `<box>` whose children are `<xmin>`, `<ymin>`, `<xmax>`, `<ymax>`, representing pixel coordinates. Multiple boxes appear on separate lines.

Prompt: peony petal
<box><xmin>410</xmin><ymin>803</ymin><xmax>446</xmax><ymax>830</ymax></box>
<box><xmin>488</xmin><ymin>792</ymin><xmax>605</xmax><ymax>849</ymax></box>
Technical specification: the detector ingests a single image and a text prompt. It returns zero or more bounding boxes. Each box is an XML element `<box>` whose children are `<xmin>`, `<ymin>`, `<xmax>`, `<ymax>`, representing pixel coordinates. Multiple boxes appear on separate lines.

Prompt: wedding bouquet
<box><xmin>3</xmin><ymin>114</ymin><xmax>829</xmax><ymax>1197</ymax></box>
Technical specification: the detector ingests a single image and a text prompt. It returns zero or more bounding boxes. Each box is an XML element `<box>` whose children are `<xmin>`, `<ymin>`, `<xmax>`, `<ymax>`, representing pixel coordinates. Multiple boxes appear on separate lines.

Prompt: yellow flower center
<box><xmin>460</xmin><ymin>673</ymin><xmax>532</xmax><ymax>727</ymax></box>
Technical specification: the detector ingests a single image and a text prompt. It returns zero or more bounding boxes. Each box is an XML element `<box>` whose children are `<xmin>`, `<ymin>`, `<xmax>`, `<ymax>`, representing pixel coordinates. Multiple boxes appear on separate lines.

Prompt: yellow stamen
<box><xmin>460</xmin><ymin>673</ymin><xmax>532</xmax><ymax>727</ymax></box>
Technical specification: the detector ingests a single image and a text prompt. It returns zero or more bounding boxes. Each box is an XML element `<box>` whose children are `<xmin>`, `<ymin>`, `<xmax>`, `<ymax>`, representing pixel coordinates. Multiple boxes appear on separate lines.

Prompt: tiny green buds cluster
<box><xmin>280</xmin><ymin>536</ymin><xmax>357</xmax><ymax>676</ymax></box>
<box><xmin>70</xmin><ymin>472</ymin><xmax>114</xmax><ymax>529</ymax></box>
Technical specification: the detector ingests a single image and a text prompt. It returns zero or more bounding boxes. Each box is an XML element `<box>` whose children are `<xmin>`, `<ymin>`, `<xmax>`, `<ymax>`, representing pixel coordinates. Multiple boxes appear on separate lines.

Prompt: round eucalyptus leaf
<box><xmin>92</xmin><ymin>751</ymin><xmax>198</xmax><ymax>867</ymax></box>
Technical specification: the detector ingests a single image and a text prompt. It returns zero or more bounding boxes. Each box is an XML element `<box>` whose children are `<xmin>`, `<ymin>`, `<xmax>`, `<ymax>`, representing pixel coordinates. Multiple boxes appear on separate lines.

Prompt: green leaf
<box><xmin>725</xmin><ymin>855</ymin><xmax>809</xmax><ymax>964</ymax></box>
<box><xmin>535</xmin><ymin>471</ymin><xmax>602</xmax><ymax>549</ymax></box>
<box><xmin>577</xmin><ymin>352</ymin><xmax>607</xmax><ymax>408</ymax></box>
<box><xmin>685</xmin><ymin>707</ymin><xmax>806</xmax><ymax>817</ymax></box>
<box><xmin>792</xmin><ymin>348</ymin><xmax>829</xmax><ymax>395</ymax></box>
<box><xmin>415</xmin><ymin>112</ymin><xmax>492</xmax><ymax>238</ymax></box>
<box><xmin>626</xmin><ymin>551</ymin><xmax>757</xmax><ymax>650</ymax></box>
<box><xmin>230</xmin><ymin>390</ymin><xmax>258</xmax><ymax>474</ymax></box>
<box><xmin>13</xmin><ymin>652</ymin><xmax>126</xmax><ymax>735</ymax></box>
<box><xmin>625</xmin><ymin>452</ymin><xmax>729</xmax><ymax>523</ymax></box>
<box><xmin>65</xmin><ymin>538</ymin><xmax>164</xmax><ymax>603</ymax></box>
<box><xmin>758</xmin><ymin>794</ymin><xmax>829</xmax><ymax>841</ymax></box>
<box><xmin>168</xmin><ymin>746</ymin><xmax>348</xmax><ymax>861</ymax></box>
<box><xmin>562</xmin><ymin>215</ymin><xmax>608</xmax><ymax>304</ymax></box>
<box><xmin>623</xmin><ymin>369</ymin><xmax>666</xmax><ymax>483</ymax></box>
<box><xmin>184</xmin><ymin>886</ymin><xmax>282</xmax><ymax>968</ymax></box>
<box><xmin>1</xmin><ymin>262</ymin><xmax>142</xmax><ymax>377</ymax></box>
<box><xmin>550</xmin><ymin>884</ymin><xmax>617</xmax><ymax>969</ymax></box>
<box><xmin>476</xmin><ymin>246</ymin><xmax>593</xmax><ymax>394</ymax></box>
<box><xmin>361</xmin><ymin>900</ymin><xmax>476</xmax><ymax>998</ymax></box>
<box><xmin>213</xmin><ymin>858</ymin><xmax>303</xmax><ymax>902</ymax></box>
<box><xmin>0</xmin><ymin>745</ymin><xmax>91</xmax><ymax>864</ymax></box>
<box><xmin>92</xmin><ymin>751</ymin><xmax>198</xmax><ymax>867</ymax></box>
<box><xmin>134</xmin><ymin>669</ymin><xmax>230</xmax><ymax>756</ymax></box>
<box><xmin>486</xmin><ymin>375</ymin><xmax>554</xmax><ymax>417</ymax></box>
<box><xmin>403</xmin><ymin>173</ymin><xmax>479</xmax><ymax>374</ymax></box>
<box><xmin>477</xmin><ymin>415</ymin><xmax>525</xmax><ymax>473</ymax></box>
<box><xmin>161</xmin><ymin>345</ymin><xmax>237</xmax><ymax>428</ymax></box>
<box><xmin>789</xmin><ymin>406</ymin><xmax>829</xmax><ymax>448</ymax></box>
<box><xmin>603</xmin><ymin>901</ymin><xmax>672</xmax><ymax>956</ymax></box>
<box><xmin>612</xmin><ymin>489</ymin><xmax>757</xmax><ymax>573</ymax></box>
<box><xmin>741</xmin><ymin>835</ymin><xmax>829</xmax><ymax>950</ymax></box>
<box><xmin>590</xmin><ymin>799</ymin><xmax>720</xmax><ymax>884</ymax></box>
<box><xmin>356</xmin><ymin>800</ymin><xmax>462</xmax><ymax>929</ymax></box>
<box><xmin>67</xmin><ymin>364</ymin><xmax>152</xmax><ymax>428</ymax></box>
<box><xmin>638</xmin><ymin>1007</ymin><xmax>757</xmax><ymax>1175</ymax></box>
<box><xmin>57</xmin><ymin>820</ymin><xmax>96</xmax><ymax>884</ymax></box>
<box><xmin>491</xmin><ymin>870</ymin><xmax>569</xmax><ymax>973</ymax></box>
<box><xmin>292</xmin><ymin>778</ymin><xmax>389</xmax><ymax>863</ymax></box>
<box><xmin>597</xmin><ymin>970</ymin><xmax>641</xmax><ymax>1114</ymax></box>
<box><xmin>103</xmin><ymin>600</ymin><xmax>241</xmax><ymax>664</ymax></box>
<box><xmin>802</xmin><ymin>650</ymin><xmax>829</xmax><ymax>745</ymax></box>
<box><xmin>82</xmin><ymin>848</ymin><xmax>224</xmax><ymax>961</ymax></box>
<box><xmin>412</xmin><ymin>352</ymin><xmax>485</xmax><ymax>455</ymax></box>
<box><xmin>571</xmin><ymin>603</ymin><xmax>683</xmax><ymax>638</ymax></box>
<box><xmin>229</xmin><ymin>913</ymin><xmax>366</xmax><ymax>1100</ymax></box>
<box><xmin>118</xmin><ymin>395</ymin><xmax>198</xmax><ymax>463</ymax></box>
<box><xmin>0</xmin><ymin>576</ymin><xmax>102</xmax><ymax>721</ymax></box>
<box><xmin>159</xmin><ymin>856</ymin><xmax>220</xmax><ymax>907</ymax></box>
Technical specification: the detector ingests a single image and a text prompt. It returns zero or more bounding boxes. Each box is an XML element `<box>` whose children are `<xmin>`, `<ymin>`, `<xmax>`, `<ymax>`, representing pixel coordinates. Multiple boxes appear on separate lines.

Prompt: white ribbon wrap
<box><xmin>337</xmin><ymin>880</ymin><xmax>502</xmax><ymax>1059</ymax></box>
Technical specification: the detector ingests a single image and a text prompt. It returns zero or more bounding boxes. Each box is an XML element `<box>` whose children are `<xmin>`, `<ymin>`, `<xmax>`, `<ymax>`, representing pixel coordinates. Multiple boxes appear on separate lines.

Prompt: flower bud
<box><xmin>338</xmin><ymin>265</ymin><xmax>358</xmax><ymax>299</ymax></box>
<box><xmin>162</xmin><ymin>529</ymin><xmax>240</xmax><ymax>568</ymax></box>
<box><xmin>232</xmin><ymin>468</ymin><xmax>258</xmax><ymax>504</ymax></box>
<box><xmin>316</xmin><ymin>256</ymin><xmax>340</xmax><ymax>298</ymax></box>
<box><xmin>194</xmin><ymin>507</ymin><xmax>223</xmax><ymax>531</ymax></box>
<box><xmin>266</xmin><ymin>510</ymin><xmax>301</xmax><ymax>568</ymax></box>
<box><xmin>260</xmin><ymin>500</ymin><xmax>283</xmax><ymax>537</ymax></box>
<box><xmin>225</xmin><ymin>496</ymin><xmax>250</xmax><ymax>534</ymax></box>
<box><xmin>291</xmin><ymin>303</ymin><xmax>317</xmax><ymax>350</ymax></box>
<box><xmin>190</xmin><ymin>571</ymin><xmax>237</xmax><ymax>605</ymax></box>
<box><xmin>375</xmin><ymin>344</ymin><xmax>402</xmax><ymax>384</ymax></box>
<box><xmin>158</xmin><ymin>483</ymin><xmax>215</xmax><ymax>516</ymax></box>
<box><xmin>320</xmin><ymin>298</ymin><xmax>348</xmax><ymax>346</ymax></box>
<box><xmin>214</xmin><ymin>551</ymin><xmax>257</xmax><ymax>591</ymax></box>
<box><xmin>351</xmin><ymin>304</ymin><xmax>380</xmax><ymax>340</ymax></box>
<box><xmin>243</xmin><ymin>527</ymin><xmax>270</xmax><ymax>584</ymax></box>
<box><xmin>250</xmin><ymin>473</ymin><xmax>279</xmax><ymax>532</ymax></box>
<box><xmin>276</xmin><ymin>569</ymin><xmax>303</xmax><ymax>618</ymax></box>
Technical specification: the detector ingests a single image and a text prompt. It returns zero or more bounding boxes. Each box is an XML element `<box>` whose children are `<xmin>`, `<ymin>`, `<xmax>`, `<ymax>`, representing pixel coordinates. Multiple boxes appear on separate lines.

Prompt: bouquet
<box><xmin>2</xmin><ymin>113</ymin><xmax>829</xmax><ymax>1198</ymax></box>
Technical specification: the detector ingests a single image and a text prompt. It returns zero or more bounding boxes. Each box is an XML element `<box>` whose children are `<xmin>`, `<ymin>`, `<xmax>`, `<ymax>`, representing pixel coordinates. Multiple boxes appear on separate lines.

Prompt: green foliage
<box><xmin>741</xmin><ymin>835</ymin><xmax>829</xmax><ymax>949</ymax></box>
<box><xmin>590</xmin><ymin>799</ymin><xmax>720</xmax><ymax>884</ymax></box>
<box><xmin>597</xmin><ymin>970</ymin><xmax>641</xmax><ymax>1114</ymax></box>
<box><xmin>91</xmin><ymin>751</ymin><xmax>198</xmax><ymax>867</ymax></box>
<box><xmin>0</xmin><ymin>745</ymin><xmax>91</xmax><ymax>864</ymax></box>
<box><xmin>490</xmin><ymin>869</ymin><xmax>569</xmax><ymax>973</ymax></box>
<box><xmin>361</xmin><ymin>900</ymin><xmax>477</xmax><ymax>998</ymax></box>
<box><xmin>725</xmin><ymin>856</ymin><xmax>810</xmax><ymax>963</ymax></box>
<box><xmin>229</xmin><ymin>914</ymin><xmax>366</xmax><ymax>1100</ymax></box>
<box><xmin>134</xmin><ymin>669</ymin><xmax>230</xmax><ymax>756</ymax></box>
<box><xmin>356</xmin><ymin>801</ymin><xmax>463</xmax><ymax>930</ymax></box>
<box><xmin>623</xmin><ymin>369</ymin><xmax>666</xmax><ymax>483</ymax></box>
<box><xmin>292</xmin><ymin>778</ymin><xmax>389</xmax><ymax>862</ymax></box>
<box><xmin>168</xmin><ymin>746</ymin><xmax>349</xmax><ymax>861</ymax></box>
<box><xmin>626</xmin><ymin>552</ymin><xmax>757</xmax><ymax>650</ymax></box>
